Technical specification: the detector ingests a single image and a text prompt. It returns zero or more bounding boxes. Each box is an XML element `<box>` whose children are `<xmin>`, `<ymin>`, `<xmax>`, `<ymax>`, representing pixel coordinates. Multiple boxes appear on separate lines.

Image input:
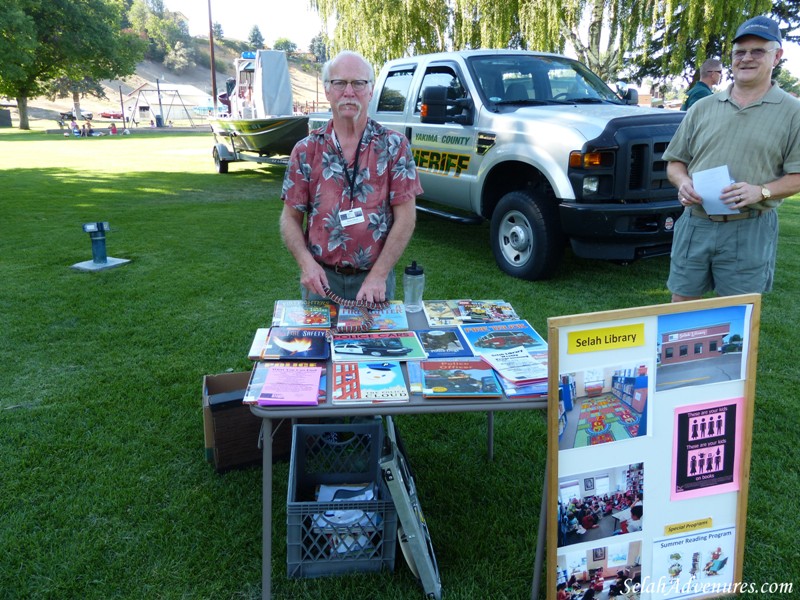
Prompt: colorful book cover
<box><xmin>331</xmin><ymin>331</ymin><xmax>427</xmax><ymax>362</ymax></box>
<box><xmin>331</xmin><ymin>361</ymin><xmax>409</xmax><ymax>404</ymax></box>
<box><xmin>257</xmin><ymin>365</ymin><xmax>323</xmax><ymax>405</ymax></box>
<box><xmin>422</xmin><ymin>300</ymin><xmax>462</xmax><ymax>327</ymax></box>
<box><xmin>455</xmin><ymin>299</ymin><xmax>519</xmax><ymax>323</ymax></box>
<box><xmin>243</xmin><ymin>361</ymin><xmax>328</xmax><ymax>406</ymax></box>
<box><xmin>459</xmin><ymin>319</ymin><xmax>546</xmax><ymax>357</ymax></box>
<box><xmin>421</xmin><ymin>358</ymin><xmax>502</xmax><ymax>398</ymax></box>
<box><xmin>261</xmin><ymin>327</ymin><xmax>330</xmax><ymax>361</ymax></box>
<box><xmin>336</xmin><ymin>300</ymin><xmax>409</xmax><ymax>331</ymax></box>
<box><xmin>422</xmin><ymin>299</ymin><xmax>519</xmax><ymax>326</ymax></box>
<box><xmin>271</xmin><ymin>300</ymin><xmax>332</xmax><ymax>328</ymax></box>
<box><xmin>415</xmin><ymin>327</ymin><xmax>474</xmax><ymax>359</ymax></box>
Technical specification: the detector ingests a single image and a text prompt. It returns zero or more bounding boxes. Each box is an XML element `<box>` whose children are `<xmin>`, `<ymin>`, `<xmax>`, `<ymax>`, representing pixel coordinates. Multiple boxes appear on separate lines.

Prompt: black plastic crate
<box><xmin>287</xmin><ymin>421</ymin><xmax>397</xmax><ymax>578</ymax></box>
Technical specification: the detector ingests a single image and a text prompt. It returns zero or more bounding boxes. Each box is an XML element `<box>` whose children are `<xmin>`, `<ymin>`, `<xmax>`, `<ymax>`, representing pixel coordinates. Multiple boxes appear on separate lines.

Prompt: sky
<box><xmin>165</xmin><ymin>1</ymin><xmax>800</xmax><ymax>78</ymax></box>
<box><xmin>165</xmin><ymin>0</ymin><xmax>326</xmax><ymax>52</ymax></box>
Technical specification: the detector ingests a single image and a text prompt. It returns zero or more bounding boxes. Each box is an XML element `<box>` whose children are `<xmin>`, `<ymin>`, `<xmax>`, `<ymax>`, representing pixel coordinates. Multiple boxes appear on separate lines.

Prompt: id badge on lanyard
<box><xmin>333</xmin><ymin>130</ymin><xmax>365</xmax><ymax>228</ymax></box>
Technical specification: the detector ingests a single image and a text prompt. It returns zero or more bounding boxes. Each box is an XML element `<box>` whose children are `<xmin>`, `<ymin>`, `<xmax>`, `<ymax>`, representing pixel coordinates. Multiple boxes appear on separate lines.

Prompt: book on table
<box><xmin>257</xmin><ymin>364</ymin><xmax>323</xmax><ymax>406</ymax></box>
<box><xmin>420</xmin><ymin>358</ymin><xmax>502</xmax><ymax>398</ymax></box>
<box><xmin>459</xmin><ymin>319</ymin><xmax>548</xmax><ymax>385</ymax></box>
<box><xmin>331</xmin><ymin>361</ymin><xmax>409</xmax><ymax>404</ymax></box>
<box><xmin>422</xmin><ymin>299</ymin><xmax>519</xmax><ymax>327</ymax></box>
<box><xmin>271</xmin><ymin>299</ymin><xmax>332</xmax><ymax>328</ymax></box>
<box><xmin>260</xmin><ymin>327</ymin><xmax>330</xmax><ymax>361</ymax></box>
<box><xmin>243</xmin><ymin>361</ymin><xmax>328</xmax><ymax>406</ymax></box>
<box><xmin>331</xmin><ymin>331</ymin><xmax>427</xmax><ymax>362</ymax></box>
<box><xmin>415</xmin><ymin>327</ymin><xmax>474</xmax><ymax>359</ymax></box>
<box><xmin>335</xmin><ymin>300</ymin><xmax>409</xmax><ymax>331</ymax></box>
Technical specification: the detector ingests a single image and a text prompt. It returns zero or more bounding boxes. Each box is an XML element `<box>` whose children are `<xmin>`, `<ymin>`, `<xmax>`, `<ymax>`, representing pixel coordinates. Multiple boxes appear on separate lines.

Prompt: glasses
<box><xmin>328</xmin><ymin>79</ymin><xmax>371</xmax><ymax>92</ymax></box>
<box><xmin>732</xmin><ymin>48</ymin><xmax>775</xmax><ymax>61</ymax></box>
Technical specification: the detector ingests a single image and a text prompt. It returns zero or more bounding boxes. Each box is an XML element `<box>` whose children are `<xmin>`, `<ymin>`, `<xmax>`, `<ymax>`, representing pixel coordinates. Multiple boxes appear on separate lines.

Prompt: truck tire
<box><xmin>213</xmin><ymin>147</ymin><xmax>229</xmax><ymax>174</ymax></box>
<box><xmin>490</xmin><ymin>190</ymin><xmax>563</xmax><ymax>280</ymax></box>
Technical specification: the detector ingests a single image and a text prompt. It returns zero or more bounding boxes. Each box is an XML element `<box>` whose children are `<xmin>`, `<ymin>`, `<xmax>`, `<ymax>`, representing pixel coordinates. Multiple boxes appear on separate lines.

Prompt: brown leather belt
<box><xmin>320</xmin><ymin>263</ymin><xmax>366</xmax><ymax>275</ymax></box>
<box><xmin>689</xmin><ymin>207</ymin><xmax>763</xmax><ymax>222</ymax></box>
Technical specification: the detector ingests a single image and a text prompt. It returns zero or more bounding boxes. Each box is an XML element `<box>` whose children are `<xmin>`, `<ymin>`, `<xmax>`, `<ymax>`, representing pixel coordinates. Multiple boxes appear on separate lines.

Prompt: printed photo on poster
<box><xmin>656</xmin><ymin>306</ymin><xmax>748</xmax><ymax>392</ymax></box>
<box><xmin>556</xmin><ymin>540</ymin><xmax>642</xmax><ymax>599</ymax></box>
<box><xmin>557</xmin><ymin>463</ymin><xmax>644</xmax><ymax>548</ymax></box>
<box><xmin>558</xmin><ymin>362</ymin><xmax>650</xmax><ymax>450</ymax></box>
<box><xmin>672</xmin><ymin>398</ymin><xmax>743</xmax><ymax>500</ymax></box>
<box><xmin>650</xmin><ymin>526</ymin><xmax>735</xmax><ymax>599</ymax></box>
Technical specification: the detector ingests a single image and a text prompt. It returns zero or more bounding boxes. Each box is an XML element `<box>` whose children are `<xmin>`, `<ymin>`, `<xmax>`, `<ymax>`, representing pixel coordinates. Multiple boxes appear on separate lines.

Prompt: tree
<box><xmin>274</xmin><ymin>38</ymin><xmax>298</xmax><ymax>54</ymax></box>
<box><xmin>311</xmin><ymin>0</ymin><xmax>779</xmax><ymax>82</ymax></box>
<box><xmin>309</xmin><ymin>32</ymin><xmax>329</xmax><ymax>63</ymax></box>
<box><xmin>164</xmin><ymin>40</ymin><xmax>196</xmax><ymax>74</ymax></box>
<box><xmin>212</xmin><ymin>22</ymin><xmax>224</xmax><ymax>42</ymax></box>
<box><xmin>775</xmin><ymin>68</ymin><xmax>800</xmax><ymax>96</ymax></box>
<box><xmin>248</xmin><ymin>25</ymin><xmax>265</xmax><ymax>49</ymax></box>
<box><xmin>0</xmin><ymin>0</ymin><xmax>144</xmax><ymax>130</ymax></box>
<box><xmin>127</xmin><ymin>0</ymin><xmax>191</xmax><ymax>62</ymax></box>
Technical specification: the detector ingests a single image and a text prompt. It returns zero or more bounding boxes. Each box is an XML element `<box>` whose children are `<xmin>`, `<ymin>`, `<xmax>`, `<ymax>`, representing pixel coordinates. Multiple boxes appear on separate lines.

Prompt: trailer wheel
<box><xmin>213</xmin><ymin>147</ymin><xmax>229</xmax><ymax>174</ymax></box>
<box><xmin>490</xmin><ymin>190</ymin><xmax>564</xmax><ymax>280</ymax></box>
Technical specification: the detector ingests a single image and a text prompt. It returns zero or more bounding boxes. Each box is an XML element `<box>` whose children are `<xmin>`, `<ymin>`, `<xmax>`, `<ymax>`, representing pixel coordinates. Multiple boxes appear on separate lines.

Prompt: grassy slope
<box><xmin>0</xmin><ymin>130</ymin><xmax>796</xmax><ymax>599</ymax></box>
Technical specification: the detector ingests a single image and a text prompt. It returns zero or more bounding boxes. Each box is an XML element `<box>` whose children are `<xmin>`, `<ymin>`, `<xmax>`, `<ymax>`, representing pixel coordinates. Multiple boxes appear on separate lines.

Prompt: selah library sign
<box><xmin>547</xmin><ymin>294</ymin><xmax>760</xmax><ymax>600</ymax></box>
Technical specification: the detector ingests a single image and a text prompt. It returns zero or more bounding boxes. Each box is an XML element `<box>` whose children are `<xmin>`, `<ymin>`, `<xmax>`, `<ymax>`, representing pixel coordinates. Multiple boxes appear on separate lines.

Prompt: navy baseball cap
<box><xmin>733</xmin><ymin>16</ymin><xmax>782</xmax><ymax>45</ymax></box>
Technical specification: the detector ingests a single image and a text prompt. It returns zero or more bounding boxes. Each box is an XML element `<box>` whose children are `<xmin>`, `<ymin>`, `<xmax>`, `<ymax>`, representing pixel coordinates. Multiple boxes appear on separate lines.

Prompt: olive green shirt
<box><xmin>664</xmin><ymin>82</ymin><xmax>800</xmax><ymax>212</ymax></box>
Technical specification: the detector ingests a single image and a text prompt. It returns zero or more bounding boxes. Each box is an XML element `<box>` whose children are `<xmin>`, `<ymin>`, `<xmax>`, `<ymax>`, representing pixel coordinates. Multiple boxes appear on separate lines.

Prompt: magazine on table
<box><xmin>271</xmin><ymin>299</ymin><xmax>332</xmax><ymax>327</ymax></box>
<box><xmin>243</xmin><ymin>361</ymin><xmax>328</xmax><ymax>406</ymax></box>
<box><xmin>336</xmin><ymin>300</ymin><xmax>409</xmax><ymax>331</ymax></box>
<box><xmin>331</xmin><ymin>331</ymin><xmax>427</xmax><ymax>362</ymax></box>
<box><xmin>420</xmin><ymin>358</ymin><xmax>502</xmax><ymax>398</ymax></box>
<box><xmin>260</xmin><ymin>327</ymin><xmax>330</xmax><ymax>361</ymax></box>
<box><xmin>415</xmin><ymin>327</ymin><xmax>474</xmax><ymax>359</ymax></box>
<box><xmin>331</xmin><ymin>361</ymin><xmax>409</xmax><ymax>404</ymax></box>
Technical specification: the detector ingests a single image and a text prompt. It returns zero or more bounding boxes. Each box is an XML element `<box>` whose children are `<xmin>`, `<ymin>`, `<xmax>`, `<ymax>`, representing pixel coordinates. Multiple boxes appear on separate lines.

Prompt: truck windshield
<box><xmin>467</xmin><ymin>54</ymin><xmax>623</xmax><ymax>105</ymax></box>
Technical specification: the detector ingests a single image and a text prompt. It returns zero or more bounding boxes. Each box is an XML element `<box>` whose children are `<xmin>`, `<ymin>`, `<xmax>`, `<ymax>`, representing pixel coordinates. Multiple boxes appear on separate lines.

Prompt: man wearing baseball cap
<box><xmin>662</xmin><ymin>15</ymin><xmax>800</xmax><ymax>301</ymax></box>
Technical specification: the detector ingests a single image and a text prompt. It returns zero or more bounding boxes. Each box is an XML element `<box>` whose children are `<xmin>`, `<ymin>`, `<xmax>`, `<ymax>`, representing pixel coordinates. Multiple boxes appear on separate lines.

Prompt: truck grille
<box><xmin>570</xmin><ymin>112</ymin><xmax>685</xmax><ymax>204</ymax></box>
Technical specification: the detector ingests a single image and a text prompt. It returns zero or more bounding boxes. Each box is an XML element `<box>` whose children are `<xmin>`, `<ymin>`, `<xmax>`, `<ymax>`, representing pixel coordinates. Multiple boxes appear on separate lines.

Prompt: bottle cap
<box><xmin>404</xmin><ymin>261</ymin><xmax>424</xmax><ymax>276</ymax></box>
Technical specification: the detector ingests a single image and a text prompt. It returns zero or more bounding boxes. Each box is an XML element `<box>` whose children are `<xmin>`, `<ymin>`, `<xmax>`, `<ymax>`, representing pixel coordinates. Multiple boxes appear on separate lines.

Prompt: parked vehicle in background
<box><xmin>310</xmin><ymin>50</ymin><xmax>685</xmax><ymax>280</ymax></box>
<box><xmin>60</xmin><ymin>109</ymin><xmax>93</xmax><ymax>121</ymax></box>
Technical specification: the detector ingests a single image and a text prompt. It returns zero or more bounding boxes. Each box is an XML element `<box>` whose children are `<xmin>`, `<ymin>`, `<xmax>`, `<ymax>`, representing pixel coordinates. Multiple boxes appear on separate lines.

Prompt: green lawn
<box><xmin>0</xmin><ymin>128</ymin><xmax>797</xmax><ymax>599</ymax></box>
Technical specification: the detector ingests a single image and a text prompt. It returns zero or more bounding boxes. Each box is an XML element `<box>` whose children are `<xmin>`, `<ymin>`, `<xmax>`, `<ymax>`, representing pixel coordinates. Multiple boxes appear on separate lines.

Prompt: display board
<box><xmin>546</xmin><ymin>294</ymin><xmax>760</xmax><ymax>600</ymax></box>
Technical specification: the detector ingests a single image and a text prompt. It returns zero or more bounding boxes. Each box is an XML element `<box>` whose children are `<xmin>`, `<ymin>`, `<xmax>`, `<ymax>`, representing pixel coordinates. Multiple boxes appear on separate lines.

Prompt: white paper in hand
<box><xmin>692</xmin><ymin>165</ymin><xmax>738</xmax><ymax>215</ymax></box>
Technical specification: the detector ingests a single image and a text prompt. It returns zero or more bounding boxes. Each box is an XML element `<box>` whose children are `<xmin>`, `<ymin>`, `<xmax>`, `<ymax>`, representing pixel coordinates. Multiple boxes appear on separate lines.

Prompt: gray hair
<box><xmin>322</xmin><ymin>50</ymin><xmax>375</xmax><ymax>90</ymax></box>
<box><xmin>699</xmin><ymin>58</ymin><xmax>723</xmax><ymax>77</ymax></box>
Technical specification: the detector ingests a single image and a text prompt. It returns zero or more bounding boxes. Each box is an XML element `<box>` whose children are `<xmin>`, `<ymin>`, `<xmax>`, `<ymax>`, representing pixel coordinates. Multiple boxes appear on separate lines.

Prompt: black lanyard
<box><xmin>332</xmin><ymin>131</ymin><xmax>363</xmax><ymax>207</ymax></box>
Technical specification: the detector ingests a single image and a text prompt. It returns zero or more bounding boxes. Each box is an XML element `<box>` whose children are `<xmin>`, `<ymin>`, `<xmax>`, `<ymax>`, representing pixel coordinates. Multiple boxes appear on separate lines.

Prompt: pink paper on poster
<box><xmin>671</xmin><ymin>397</ymin><xmax>744</xmax><ymax>501</ymax></box>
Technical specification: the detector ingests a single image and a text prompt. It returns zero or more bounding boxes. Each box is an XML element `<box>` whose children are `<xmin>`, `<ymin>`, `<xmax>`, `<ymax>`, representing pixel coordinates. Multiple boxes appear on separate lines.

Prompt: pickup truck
<box><xmin>346</xmin><ymin>50</ymin><xmax>686</xmax><ymax>280</ymax></box>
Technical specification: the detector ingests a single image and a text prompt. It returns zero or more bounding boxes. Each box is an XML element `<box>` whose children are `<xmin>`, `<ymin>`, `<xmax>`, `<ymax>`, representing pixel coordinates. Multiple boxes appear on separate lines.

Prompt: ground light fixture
<box><xmin>71</xmin><ymin>221</ymin><xmax>130</xmax><ymax>271</ymax></box>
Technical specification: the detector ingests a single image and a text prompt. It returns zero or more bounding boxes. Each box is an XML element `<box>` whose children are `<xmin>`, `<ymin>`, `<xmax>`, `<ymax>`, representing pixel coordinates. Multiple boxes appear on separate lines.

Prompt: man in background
<box><xmin>681</xmin><ymin>58</ymin><xmax>724</xmax><ymax>110</ymax></box>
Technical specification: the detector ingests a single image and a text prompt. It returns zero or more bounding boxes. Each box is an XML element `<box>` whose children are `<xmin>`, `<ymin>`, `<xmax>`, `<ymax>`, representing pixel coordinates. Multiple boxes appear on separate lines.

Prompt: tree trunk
<box><xmin>72</xmin><ymin>91</ymin><xmax>82</xmax><ymax>119</ymax></box>
<box><xmin>16</xmin><ymin>96</ymin><xmax>30</xmax><ymax>130</ymax></box>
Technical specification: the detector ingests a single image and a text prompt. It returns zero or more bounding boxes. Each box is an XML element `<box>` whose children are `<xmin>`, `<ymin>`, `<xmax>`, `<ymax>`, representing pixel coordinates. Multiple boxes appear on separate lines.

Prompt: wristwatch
<box><xmin>760</xmin><ymin>186</ymin><xmax>772</xmax><ymax>200</ymax></box>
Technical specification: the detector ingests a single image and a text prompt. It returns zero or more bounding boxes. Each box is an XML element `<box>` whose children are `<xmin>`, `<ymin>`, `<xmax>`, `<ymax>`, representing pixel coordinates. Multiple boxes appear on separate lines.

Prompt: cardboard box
<box><xmin>202</xmin><ymin>371</ymin><xmax>316</xmax><ymax>472</ymax></box>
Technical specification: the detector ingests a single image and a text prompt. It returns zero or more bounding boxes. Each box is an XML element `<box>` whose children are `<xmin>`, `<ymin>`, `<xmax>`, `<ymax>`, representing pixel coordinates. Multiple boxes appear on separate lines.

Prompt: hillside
<box><xmin>24</xmin><ymin>42</ymin><xmax>325</xmax><ymax>124</ymax></box>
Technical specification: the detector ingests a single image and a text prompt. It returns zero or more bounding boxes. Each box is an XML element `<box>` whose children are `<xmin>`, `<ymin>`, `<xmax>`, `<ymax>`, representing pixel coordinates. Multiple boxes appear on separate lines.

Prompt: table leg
<box><xmin>531</xmin><ymin>463</ymin><xmax>548</xmax><ymax>599</ymax></box>
<box><xmin>262</xmin><ymin>417</ymin><xmax>273</xmax><ymax>600</ymax></box>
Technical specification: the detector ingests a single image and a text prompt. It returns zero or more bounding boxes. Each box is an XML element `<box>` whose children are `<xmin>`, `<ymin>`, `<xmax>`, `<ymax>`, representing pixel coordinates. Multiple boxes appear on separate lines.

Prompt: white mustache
<box><xmin>336</xmin><ymin>100</ymin><xmax>362</xmax><ymax>117</ymax></box>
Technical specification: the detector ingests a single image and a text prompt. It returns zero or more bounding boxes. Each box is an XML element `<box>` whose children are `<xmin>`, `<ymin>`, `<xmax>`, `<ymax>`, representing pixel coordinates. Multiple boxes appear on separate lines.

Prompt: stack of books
<box><xmin>459</xmin><ymin>319</ymin><xmax>548</xmax><ymax>399</ymax></box>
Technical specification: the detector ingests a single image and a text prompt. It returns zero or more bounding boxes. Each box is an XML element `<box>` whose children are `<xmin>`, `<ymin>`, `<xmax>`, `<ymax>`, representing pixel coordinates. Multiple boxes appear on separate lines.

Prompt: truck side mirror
<box><xmin>616</xmin><ymin>81</ymin><xmax>639</xmax><ymax>106</ymax></box>
<box><xmin>623</xmin><ymin>88</ymin><xmax>639</xmax><ymax>105</ymax></box>
<box><xmin>420</xmin><ymin>86</ymin><xmax>449</xmax><ymax>124</ymax></box>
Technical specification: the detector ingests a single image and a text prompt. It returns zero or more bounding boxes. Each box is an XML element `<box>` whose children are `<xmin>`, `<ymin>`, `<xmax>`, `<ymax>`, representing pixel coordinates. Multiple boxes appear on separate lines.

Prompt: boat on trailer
<box><xmin>210</xmin><ymin>50</ymin><xmax>308</xmax><ymax>173</ymax></box>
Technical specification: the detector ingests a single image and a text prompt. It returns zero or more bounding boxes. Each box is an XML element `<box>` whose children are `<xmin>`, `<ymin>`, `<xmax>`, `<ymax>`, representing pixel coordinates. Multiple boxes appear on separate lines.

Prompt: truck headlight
<box><xmin>583</xmin><ymin>176</ymin><xmax>600</xmax><ymax>195</ymax></box>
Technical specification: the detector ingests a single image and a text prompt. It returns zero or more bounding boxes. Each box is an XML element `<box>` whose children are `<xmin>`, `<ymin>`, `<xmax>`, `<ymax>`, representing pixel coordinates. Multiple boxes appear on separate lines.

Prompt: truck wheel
<box><xmin>490</xmin><ymin>190</ymin><xmax>563</xmax><ymax>280</ymax></box>
<box><xmin>213</xmin><ymin>147</ymin><xmax>229</xmax><ymax>174</ymax></box>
